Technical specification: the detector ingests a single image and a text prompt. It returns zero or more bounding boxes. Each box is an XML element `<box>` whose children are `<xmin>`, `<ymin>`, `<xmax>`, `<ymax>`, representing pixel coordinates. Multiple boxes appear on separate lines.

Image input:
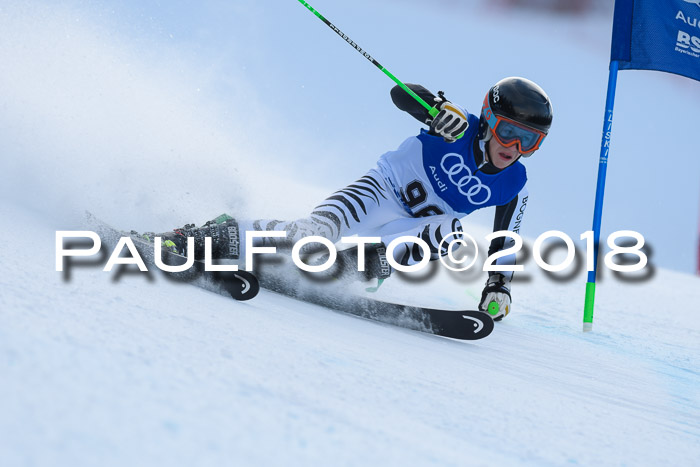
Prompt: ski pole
<box><xmin>296</xmin><ymin>0</ymin><xmax>439</xmax><ymax>118</ymax></box>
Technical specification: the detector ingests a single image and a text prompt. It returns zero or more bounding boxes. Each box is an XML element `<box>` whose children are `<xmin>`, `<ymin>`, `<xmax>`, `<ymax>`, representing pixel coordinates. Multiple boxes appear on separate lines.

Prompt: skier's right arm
<box><xmin>390</xmin><ymin>83</ymin><xmax>438</xmax><ymax>124</ymax></box>
<box><xmin>390</xmin><ymin>84</ymin><xmax>469</xmax><ymax>142</ymax></box>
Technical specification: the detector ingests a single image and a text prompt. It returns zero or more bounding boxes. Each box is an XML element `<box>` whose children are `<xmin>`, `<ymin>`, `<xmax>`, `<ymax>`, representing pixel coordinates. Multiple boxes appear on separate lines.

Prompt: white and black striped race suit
<box><xmin>241</xmin><ymin>84</ymin><xmax>528</xmax><ymax>275</ymax></box>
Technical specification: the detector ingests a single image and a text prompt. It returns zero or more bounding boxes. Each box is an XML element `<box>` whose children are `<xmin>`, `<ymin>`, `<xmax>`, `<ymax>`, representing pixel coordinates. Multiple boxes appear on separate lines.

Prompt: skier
<box><xmin>153</xmin><ymin>77</ymin><xmax>553</xmax><ymax>321</ymax></box>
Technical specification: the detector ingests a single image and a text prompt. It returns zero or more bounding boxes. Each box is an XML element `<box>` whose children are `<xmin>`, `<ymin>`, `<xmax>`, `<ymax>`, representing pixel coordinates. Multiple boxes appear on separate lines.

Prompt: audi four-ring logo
<box><xmin>440</xmin><ymin>153</ymin><xmax>491</xmax><ymax>205</ymax></box>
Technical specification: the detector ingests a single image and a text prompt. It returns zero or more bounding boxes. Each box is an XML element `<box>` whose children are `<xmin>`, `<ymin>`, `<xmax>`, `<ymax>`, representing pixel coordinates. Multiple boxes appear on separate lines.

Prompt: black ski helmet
<box><xmin>478</xmin><ymin>77</ymin><xmax>553</xmax><ymax>149</ymax></box>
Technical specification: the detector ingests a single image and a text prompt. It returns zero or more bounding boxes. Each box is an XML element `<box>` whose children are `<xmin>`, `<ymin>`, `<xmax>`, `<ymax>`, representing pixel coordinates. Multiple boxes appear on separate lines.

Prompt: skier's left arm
<box><xmin>479</xmin><ymin>186</ymin><xmax>529</xmax><ymax>321</ymax></box>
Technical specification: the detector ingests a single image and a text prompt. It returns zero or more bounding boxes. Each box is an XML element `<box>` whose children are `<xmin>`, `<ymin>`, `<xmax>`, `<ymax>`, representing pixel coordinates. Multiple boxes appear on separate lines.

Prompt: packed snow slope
<box><xmin>2</xmin><ymin>191</ymin><xmax>700</xmax><ymax>466</ymax></box>
<box><xmin>2</xmin><ymin>1</ymin><xmax>700</xmax><ymax>466</ymax></box>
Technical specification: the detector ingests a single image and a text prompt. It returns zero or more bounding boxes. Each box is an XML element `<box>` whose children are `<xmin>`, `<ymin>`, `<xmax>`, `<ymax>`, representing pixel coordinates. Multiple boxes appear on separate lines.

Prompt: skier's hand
<box><xmin>479</xmin><ymin>273</ymin><xmax>511</xmax><ymax>321</ymax></box>
<box><xmin>429</xmin><ymin>101</ymin><xmax>469</xmax><ymax>142</ymax></box>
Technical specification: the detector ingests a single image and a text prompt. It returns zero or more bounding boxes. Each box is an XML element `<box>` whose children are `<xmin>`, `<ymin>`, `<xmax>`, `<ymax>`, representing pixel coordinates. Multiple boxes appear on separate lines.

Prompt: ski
<box><xmin>250</xmin><ymin>259</ymin><xmax>494</xmax><ymax>340</ymax></box>
<box><xmin>86</xmin><ymin>213</ymin><xmax>259</xmax><ymax>301</ymax></box>
<box><xmin>85</xmin><ymin>213</ymin><xmax>492</xmax><ymax>340</ymax></box>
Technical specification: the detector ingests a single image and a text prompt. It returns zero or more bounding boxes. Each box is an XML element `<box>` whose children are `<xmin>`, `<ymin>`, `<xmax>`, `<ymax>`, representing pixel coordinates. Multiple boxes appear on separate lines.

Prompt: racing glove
<box><xmin>479</xmin><ymin>273</ymin><xmax>511</xmax><ymax>321</ymax></box>
<box><xmin>429</xmin><ymin>100</ymin><xmax>469</xmax><ymax>142</ymax></box>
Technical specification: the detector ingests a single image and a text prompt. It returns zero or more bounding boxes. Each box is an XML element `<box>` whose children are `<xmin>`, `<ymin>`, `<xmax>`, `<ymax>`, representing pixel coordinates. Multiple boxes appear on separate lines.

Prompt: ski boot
<box><xmin>135</xmin><ymin>216</ymin><xmax>258</xmax><ymax>300</ymax></box>
<box><xmin>312</xmin><ymin>242</ymin><xmax>392</xmax><ymax>290</ymax></box>
<box><xmin>141</xmin><ymin>215</ymin><xmax>241</xmax><ymax>262</ymax></box>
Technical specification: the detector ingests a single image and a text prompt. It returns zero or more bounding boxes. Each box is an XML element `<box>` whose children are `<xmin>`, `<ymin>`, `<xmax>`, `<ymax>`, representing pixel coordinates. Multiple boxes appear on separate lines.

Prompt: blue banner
<box><xmin>611</xmin><ymin>0</ymin><xmax>700</xmax><ymax>82</ymax></box>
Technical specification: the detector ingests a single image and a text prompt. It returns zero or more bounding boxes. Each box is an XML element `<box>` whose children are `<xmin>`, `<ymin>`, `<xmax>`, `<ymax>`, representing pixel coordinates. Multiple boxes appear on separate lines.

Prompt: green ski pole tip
<box><xmin>487</xmin><ymin>301</ymin><xmax>499</xmax><ymax>316</ymax></box>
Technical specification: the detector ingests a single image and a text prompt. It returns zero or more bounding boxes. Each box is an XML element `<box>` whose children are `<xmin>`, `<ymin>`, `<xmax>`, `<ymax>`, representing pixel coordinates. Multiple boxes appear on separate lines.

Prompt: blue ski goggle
<box><xmin>482</xmin><ymin>96</ymin><xmax>546</xmax><ymax>154</ymax></box>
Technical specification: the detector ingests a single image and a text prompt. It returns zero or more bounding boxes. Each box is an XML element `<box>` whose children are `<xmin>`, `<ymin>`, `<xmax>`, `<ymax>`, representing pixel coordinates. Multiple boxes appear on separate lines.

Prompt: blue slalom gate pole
<box><xmin>583</xmin><ymin>60</ymin><xmax>619</xmax><ymax>332</ymax></box>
